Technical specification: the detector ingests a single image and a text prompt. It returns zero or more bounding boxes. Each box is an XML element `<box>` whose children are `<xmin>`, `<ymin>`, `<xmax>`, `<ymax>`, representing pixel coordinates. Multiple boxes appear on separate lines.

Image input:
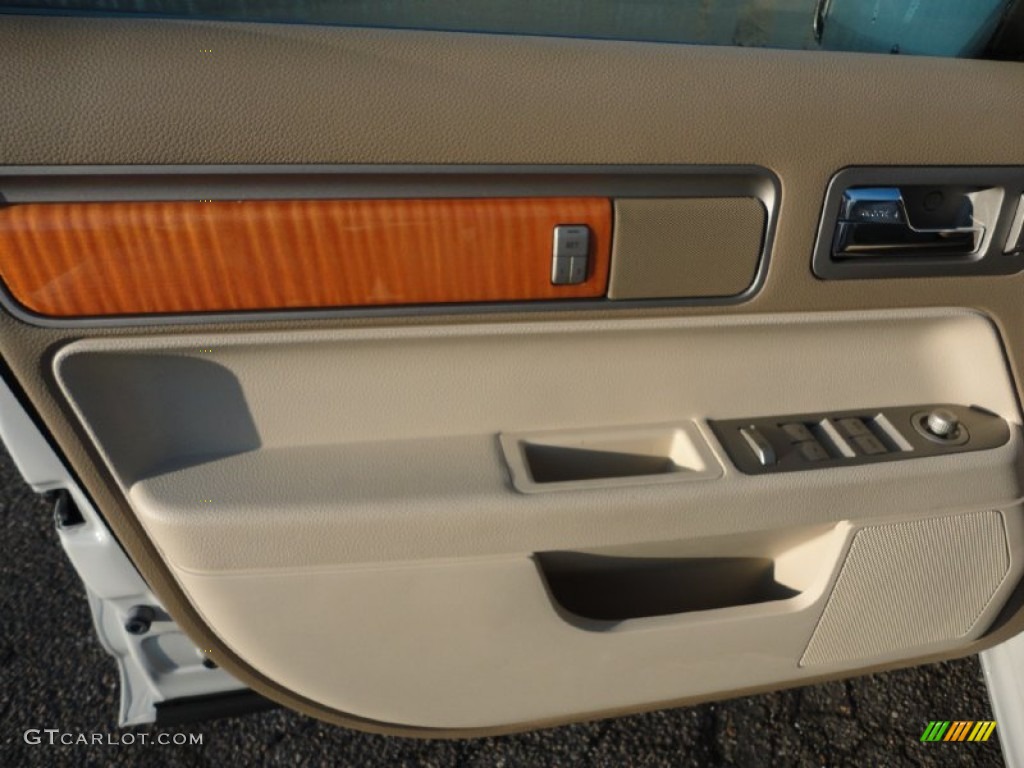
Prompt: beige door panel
<box><xmin>3</xmin><ymin>16</ymin><xmax>1024</xmax><ymax>734</ymax></box>
<box><xmin>173</xmin><ymin>510</ymin><xmax>1017</xmax><ymax>728</ymax></box>
<box><xmin>53</xmin><ymin>310</ymin><xmax>1021</xmax><ymax>570</ymax></box>
<box><xmin>49</xmin><ymin>309</ymin><xmax>1024</xmax><ymax>727</ymax></box>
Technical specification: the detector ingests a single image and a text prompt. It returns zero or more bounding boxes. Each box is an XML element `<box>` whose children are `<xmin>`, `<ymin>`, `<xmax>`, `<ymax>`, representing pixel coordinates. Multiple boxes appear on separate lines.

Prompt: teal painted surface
<box><xmin>3</xmin><ymin>0</ymin><xmax>1011</xmax><ymax>57</ymax></box>
<box><xmin>820</xmin><ymin>0</ymin><xmax>1008</xmax><ymax>56</ymax></box>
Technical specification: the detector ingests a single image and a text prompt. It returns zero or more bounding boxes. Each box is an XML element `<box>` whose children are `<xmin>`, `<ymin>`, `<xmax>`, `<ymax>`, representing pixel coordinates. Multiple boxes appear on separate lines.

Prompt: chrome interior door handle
<box><xmin>833</xmin><ymin>187</ymin><xmax>983</xmax><ymax>257</ymax></box>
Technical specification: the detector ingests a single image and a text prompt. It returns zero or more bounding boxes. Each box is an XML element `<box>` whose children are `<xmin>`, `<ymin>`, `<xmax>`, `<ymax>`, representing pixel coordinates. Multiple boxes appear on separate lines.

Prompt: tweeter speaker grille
<box><xmin>801</xmin><ymin>511</ymin><xmax>1009</xmax><ymax>667</ymax></box>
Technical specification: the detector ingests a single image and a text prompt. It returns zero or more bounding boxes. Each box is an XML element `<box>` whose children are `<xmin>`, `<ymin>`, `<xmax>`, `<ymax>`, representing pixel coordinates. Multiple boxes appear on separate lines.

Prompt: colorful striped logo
<box><xmin>920</xmin><ymin>721</ymin><xmax>997</xmax><ymax>742</ymax></box>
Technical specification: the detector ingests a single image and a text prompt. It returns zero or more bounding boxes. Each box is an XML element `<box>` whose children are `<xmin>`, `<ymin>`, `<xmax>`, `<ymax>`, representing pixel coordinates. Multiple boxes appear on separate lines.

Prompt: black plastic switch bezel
<box><xmin>709</xmin><ymin>404</ymin><xmax>1010</xmax><ymax>475</ymax></box>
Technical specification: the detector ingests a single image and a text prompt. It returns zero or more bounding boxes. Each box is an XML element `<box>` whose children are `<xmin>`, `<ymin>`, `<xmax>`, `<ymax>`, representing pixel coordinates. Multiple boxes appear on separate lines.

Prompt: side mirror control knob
<box><xmin>925</xmin><ymin>409</ymin><xmax>960</xmax><ymax>438</ymax></box>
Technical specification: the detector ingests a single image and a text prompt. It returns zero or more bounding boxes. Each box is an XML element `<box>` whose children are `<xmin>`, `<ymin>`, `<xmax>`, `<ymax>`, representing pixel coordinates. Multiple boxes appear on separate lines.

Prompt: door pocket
<box><xmin>537</xmin><ymin>552</ymin><xmax>800</xmax><ymax>623</ymax></box>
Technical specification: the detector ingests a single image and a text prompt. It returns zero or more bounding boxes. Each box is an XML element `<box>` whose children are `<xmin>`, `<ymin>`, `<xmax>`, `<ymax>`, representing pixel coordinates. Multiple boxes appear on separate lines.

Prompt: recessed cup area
<box><xmin>500</xmin><ymin>422</ymin><xmax>721</xmax><ymax>493</ymax></box>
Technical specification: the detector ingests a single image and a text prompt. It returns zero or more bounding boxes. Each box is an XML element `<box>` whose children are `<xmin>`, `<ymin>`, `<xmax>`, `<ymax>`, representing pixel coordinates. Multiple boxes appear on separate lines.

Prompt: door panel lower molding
<box><xmin>172</xmin><ymin>510</ymin><xmax>1020</xmax><ymax>728</ymax></box>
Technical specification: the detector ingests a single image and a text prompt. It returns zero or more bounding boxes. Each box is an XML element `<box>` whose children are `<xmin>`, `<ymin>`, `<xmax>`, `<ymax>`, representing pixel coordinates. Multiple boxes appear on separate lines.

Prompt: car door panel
<box><xmin>3</xmin><ymin>15</ymin><xmax>1024</xmax><ymax>736</ymax></box>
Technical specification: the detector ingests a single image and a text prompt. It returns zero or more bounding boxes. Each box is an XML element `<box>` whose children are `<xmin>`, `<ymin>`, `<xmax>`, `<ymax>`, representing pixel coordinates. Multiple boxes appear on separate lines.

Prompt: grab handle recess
<box><xmin>833</xmin><ymin>187</ymin><xmax>982</xmax><ymax>258</ymax></box>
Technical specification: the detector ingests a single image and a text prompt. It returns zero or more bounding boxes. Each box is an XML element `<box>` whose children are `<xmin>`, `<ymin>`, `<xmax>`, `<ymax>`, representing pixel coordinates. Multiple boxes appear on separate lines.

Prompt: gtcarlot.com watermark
<box><xmin>24</xmin><ymin>729</ymin><xmax>203</xmax><ymax>746</ymax></box>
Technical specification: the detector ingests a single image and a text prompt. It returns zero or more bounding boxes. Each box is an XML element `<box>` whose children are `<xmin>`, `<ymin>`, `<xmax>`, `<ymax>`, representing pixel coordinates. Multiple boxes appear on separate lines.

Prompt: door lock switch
<box><xmin>739</xmin><ymin>426</ymin><xmax>776</xmax><ymax>467</ymax></box>
<box><xmin>551</xmin><ymin>225</ymin><xmax>590</xmax><ymax>285</ymax></box>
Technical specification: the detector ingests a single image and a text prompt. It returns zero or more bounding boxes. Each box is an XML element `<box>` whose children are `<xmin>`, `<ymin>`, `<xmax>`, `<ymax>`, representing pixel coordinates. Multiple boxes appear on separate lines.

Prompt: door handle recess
<box><xmin>833</xmin><ymin>187</ymin><xmax>982</xmax><ymax>258</ymax></box>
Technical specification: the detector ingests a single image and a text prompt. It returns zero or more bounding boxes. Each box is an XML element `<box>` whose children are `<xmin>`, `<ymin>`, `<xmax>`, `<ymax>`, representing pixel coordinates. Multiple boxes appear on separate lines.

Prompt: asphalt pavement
<box><xmin>0</xmin><ymin>446</ymin><xmax>1006</xmax><ymax>767</ymax></box>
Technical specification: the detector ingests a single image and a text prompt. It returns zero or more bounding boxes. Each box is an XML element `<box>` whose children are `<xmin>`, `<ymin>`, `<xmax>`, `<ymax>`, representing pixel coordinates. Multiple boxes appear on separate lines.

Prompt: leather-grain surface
<box><xmin>609</xmin><ymin>198</ymin><xmax>766</xmax><ymax>298</ymax></box>
<box><xmin>2</xmin><ymin>17</ymin><xmax>1022</xmax><ymax>168</ymax></box>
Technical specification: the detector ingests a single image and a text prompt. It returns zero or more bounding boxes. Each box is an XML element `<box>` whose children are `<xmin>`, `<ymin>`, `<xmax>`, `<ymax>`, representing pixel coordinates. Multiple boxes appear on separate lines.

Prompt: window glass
<box><xmin>1</xmin><ymin>0</ymin><xmax>1015</xmax><ymax>59</ymax></box>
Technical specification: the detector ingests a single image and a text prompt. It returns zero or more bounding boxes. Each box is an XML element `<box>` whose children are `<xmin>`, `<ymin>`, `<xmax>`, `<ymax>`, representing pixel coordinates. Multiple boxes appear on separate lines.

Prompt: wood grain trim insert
<box><xmin>0</xmin><ymin>197</ymin><xmax>611</xmax><ymax>316</ymax></box>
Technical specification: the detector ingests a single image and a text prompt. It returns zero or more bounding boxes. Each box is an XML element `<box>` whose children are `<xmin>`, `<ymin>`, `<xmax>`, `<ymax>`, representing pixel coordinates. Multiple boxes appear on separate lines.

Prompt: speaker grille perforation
<box><xmin>801</xmin><ymin>511</ymin><xmax>1008</xmax><ymax>667</ymax></box>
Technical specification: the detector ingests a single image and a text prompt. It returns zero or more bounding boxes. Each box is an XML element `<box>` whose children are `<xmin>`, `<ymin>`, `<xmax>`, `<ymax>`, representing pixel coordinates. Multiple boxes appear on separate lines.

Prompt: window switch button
<box><xmin>798</xmin><ymin>441</ymin><xmax>830</xmax><ymax>462</ymax></box>
<box><xmin>781</xmin><ymin>422</ymin><xmax>814</xmax><ymax>443</ymax></box>
<box><xmin>836</xmin><ymin>418</ymin><xmax>870</xmax><ymax>438</ymax></box>
<box><xmin>853</xmin><ymin>434</ymin><xmax>888</xmax><ymax>455</ymax></box>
